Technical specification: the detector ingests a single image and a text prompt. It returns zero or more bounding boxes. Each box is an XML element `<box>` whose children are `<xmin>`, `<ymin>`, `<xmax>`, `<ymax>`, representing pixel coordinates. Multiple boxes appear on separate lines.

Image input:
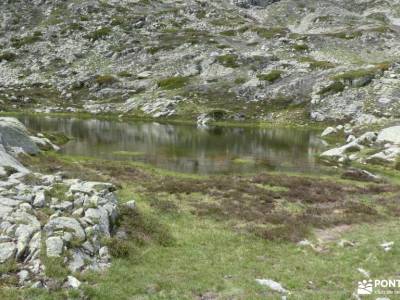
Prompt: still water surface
<box><xmin>18</xmin><ymin>115</ymin><xmax>326</xmax><ymax>174</ymax></box>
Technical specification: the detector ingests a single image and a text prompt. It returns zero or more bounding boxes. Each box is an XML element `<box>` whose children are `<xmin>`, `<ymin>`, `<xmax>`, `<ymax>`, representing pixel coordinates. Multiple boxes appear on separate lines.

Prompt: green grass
<box><xmin>298</xmin><ymin>57</ymin><xmax>336</xmax><ymax>70</ymax></box>
<box><xmin>293</xmin><ymin>44</ymin><xmax>309</xmax><ymax>52</ymax></box>
<box><xmin>112</xmin><ymin>151</ymin><xmax>144</xmax><ymax>157</ymax></box>
<box><xmin>157</xmin><ymin>76</ymin><xmax>190</xmax><ymax>90</ymax></box>
<box><xmin>257</xmin><ymin>70</ymin><xmax>283</xmax><ymax>82</ymax></box>
<box><xmin>317</xmin><ymin>81</ymin><xmax>345</xmax><ymax>96</ymax></box>
<box><xmin>4</xmin><ymin>149</ymin><xmax>400</xmax><ymax>299</ymax></box>
<box><xmin>332</xmin><ymin>68</ymin><xmax>379</xmax><ymax>82</ymax></box>
<box><xmin>86</xmin><ymin>27</ymin><xmax>112</xmax><ymax>41</ymax></box>
<box><xmin>11</xmin><ymin>32</ymin><xmax>42</xmax><ymax>49</ymax></box>
<box><xmin>252</xmin><ymin>27</ymin><xmax>287</xmax><ymax>39</ymax></box>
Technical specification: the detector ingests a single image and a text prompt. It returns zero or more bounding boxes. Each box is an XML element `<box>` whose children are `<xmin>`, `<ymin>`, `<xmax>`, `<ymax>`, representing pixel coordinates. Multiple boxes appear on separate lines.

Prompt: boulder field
<box><xmin>0</xmin><ymin>117</ymin><xmax>123</xmax><ymax>290</ymax></box>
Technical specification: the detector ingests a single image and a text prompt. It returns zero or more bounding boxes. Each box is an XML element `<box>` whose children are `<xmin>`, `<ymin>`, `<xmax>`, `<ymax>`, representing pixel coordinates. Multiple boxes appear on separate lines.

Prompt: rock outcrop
<box><xmin>0</xmin><ymin>117</ymin><xmax>120</xmax><ymax>289</ymax></box>
<box><xmin>320</xmin><ymin>125</ymin><xmax>400</xmax><ymax>168</ymax></box>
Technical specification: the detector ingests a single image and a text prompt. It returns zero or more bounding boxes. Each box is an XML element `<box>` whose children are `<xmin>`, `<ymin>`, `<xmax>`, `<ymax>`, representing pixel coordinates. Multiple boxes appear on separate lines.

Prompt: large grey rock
<box><xmin>15</xmin><ymin>224</ymin><xmax>37</xmax><ymax>259</ymax></box>
<box><xmin>68</xmin><ymin>250</ymin><xmax>86</xmax><ymax>272</ymax></box>
<box><xmin>321</xmin><ymin>127</ymin><xmax>337</xmax><ymax>137</ymax></box>
<box><xmin>69</xmin><ymin>181</ymin><xmax>115</xmax><ymax>195</ymax></box>
<box><xmin>320</xmin><ymin>141</ymin><xmax>363</xmax><ymax>162</ymax></box>
<box><xmin>45</xmin><ymin>217</ymin><xmax>86</xmax><ymax>241</ymax></box>
<box><xmin>66</xmin><ymin>276</ymin><xmax>81</xmax><ymax>289</ymax></box>
<box><xmin>377</xmin><ymin>126</ymin><xmax>400</xmax><ymax>145</ymax></box>
<box><xmin>0</xmin><ymin>241</ymin><xmax>16</xmax><ymax>263</ymax></box>
<box><xmin>0</xmin><ymin>145</ymin><xmax>30</xmax><ymax>175</ymax></box>
<box><xmin>9</xmin><ymin>211</ymin><xmax>41</xmax><ymax>230</ymax></box>
<box><xmin>46</xmin><ymin>236</ymin><xmax>64</xmax><ymax>257</ymax></box>
<box><xmin>85</xmin><ymin>207</ymin><xmax>110</xmax><ymax>236</ymax></box>
<box><xmin>33</xmin><ymin>190</ymin><xmax>46</xmax><ymax>208</ymax></box>
<box><xmin>0</xmin><ymin>117</ymin><xmax>39</xmax><ymax>155</ymax></box>
<box><xmin>355</xmin><ymin>132</ymin><xmax>377</xmax><ymax>146</ymax></box>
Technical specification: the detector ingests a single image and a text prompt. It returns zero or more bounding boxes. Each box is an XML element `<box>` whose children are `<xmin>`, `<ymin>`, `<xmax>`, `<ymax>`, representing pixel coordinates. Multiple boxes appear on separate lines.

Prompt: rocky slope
<box><xmin>0</xmin><ymin>117</ymin><xmax>124</xmax><ymax>290</ymax></box>
<box><xmin>1</xmin><ymin>0</ymin><xmax>400</xmax><ymax>124</ymax></box>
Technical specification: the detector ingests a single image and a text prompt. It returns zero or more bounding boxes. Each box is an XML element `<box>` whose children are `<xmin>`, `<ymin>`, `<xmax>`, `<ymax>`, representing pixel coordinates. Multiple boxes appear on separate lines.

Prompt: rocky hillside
<box><xmin>1</xmin><ymin>0</ymin><xmax>400</xmax><ymax>124</ymax></box>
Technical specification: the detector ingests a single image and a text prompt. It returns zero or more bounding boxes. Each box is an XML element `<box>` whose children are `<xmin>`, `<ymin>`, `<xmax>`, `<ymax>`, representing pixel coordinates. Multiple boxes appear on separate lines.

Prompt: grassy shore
<box><xmin>1</xmin><ymin>151</ymin><xmax>399</xmax><ymax>299</ymax></box>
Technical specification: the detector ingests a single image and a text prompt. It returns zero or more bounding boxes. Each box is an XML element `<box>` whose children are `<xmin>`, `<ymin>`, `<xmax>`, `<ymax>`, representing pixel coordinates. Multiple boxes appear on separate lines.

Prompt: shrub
<box><xmin>95</xmin><ymin>75</ymin><xmax>117</xmax><ymax>85</ymax></box>
<box><xmin>157</xmin><ymin>76</ymin><xmax>190</xmax><ymax>90</ymax></box>
<box><xmin>11</xmin><ymin>32</ymin><xmax>42</xmax><ymax>48</ymax></box>
<box><xmin>252</xmin><ymin>27</ymin><xmax>287</xmax><ymax>39</ymax></box>
<box><xmin>105</xmin><ymin>206</ymin><xmax>175</xmax><ymax>258</ymax></box>
<box><xmin>220</xmin><ymin>30</ymin><xmax>236</xmax><ymax>37</ymax></box>
<box><xmin>332</xmin><ymin>69</ymin><xmax>378</xmax><ymax>81</ymax></box>
<box><xmin>216</xmin><ymin>54</ymin><xmax>239</xmax><ymax>68</ymax></box>
<box><xmin>234</xmin><ymin>77</ymin><xmax>247</xmax><ymax>84</ymax></box>
<box><xmin>0</xmin><ymin>51</ymin><xmax>17</xmax><ymax>62</ymax></box>
<box><xmin>257</xmin><ymin>70</ymin><xmax>283</xmax><ymax>82</ymax></box>
<box><xmin>117</xmin><ymin>71</ymin><xmax>133</xmax><ymax>78</ymax></box>
<box><xmin>86</xmin><ymin>27</ymin><xmax>111</xmax><ymax>41</ymax></box>
<box><xmin>298</xmin><ymin>57</ymin><xmax>335</xmax><ymax>70</ymax></box>
<box><xmin>318</xmin><ymin>81</ymin><xmax>345</xmax><ymax>96</ymax></box>
<box><xmin>292</xmin><ymin>43</ymin><xmax>309</xmax><ymax>52</ymax></box>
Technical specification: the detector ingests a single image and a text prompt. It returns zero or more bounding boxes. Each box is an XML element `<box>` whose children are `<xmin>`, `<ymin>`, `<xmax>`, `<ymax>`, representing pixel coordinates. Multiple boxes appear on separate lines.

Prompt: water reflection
<box><xmin>18</xmin><ymin>115</ymin><xmax>326</xmax><ymax>174</ymax></box>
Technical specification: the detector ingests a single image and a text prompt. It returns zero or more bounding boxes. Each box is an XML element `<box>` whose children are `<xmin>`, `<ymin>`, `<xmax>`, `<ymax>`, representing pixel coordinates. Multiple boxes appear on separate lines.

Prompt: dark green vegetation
<box><xmin>95</xmin><ymin>75</ymin><xmax>118</xmax><ymax>86</ymax></box>
<box><xmin>157</xmin><ymin>76</ymin><xmax>190</xmax><ymax>90</ymax></box>
<box><xmin>318</xmin><ymin>81</ymin><xmax>345</xmax><ymax>96</ymax></box>
<box><xmin>85</xmin><ymin>27</ymin><xmax>112</xmax><ymax>41</ymax></box>
<box><xmin>257</xmin><ymin>70</ymin><xmax>283</xmax><ymax>82</ymax></box>
<box><xmin>318</xmin><ymin>63</ymin><xmax>390</xmax><ymax>96</ymax></box>
<box><xmin>2</xmin><ymin>151</ymin><xmax>399</xmax><ymax>299</ymax></box>
<box><xmin>216</xmin><ymin>54</ymin><xmax>240</xmax><ymax>68</ymax></box>
<box><xmin>0</xmin><ymin>52</ymin><xmax>17</xmax><ymax>62</ymax></box>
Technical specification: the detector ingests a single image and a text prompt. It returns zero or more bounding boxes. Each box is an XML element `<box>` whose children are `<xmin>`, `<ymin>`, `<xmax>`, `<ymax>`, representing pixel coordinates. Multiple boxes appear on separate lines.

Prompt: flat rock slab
<box><xmin>377</xmin><ymin>126</ymin><xmax>400</xmax><ymax>144</ymax></box>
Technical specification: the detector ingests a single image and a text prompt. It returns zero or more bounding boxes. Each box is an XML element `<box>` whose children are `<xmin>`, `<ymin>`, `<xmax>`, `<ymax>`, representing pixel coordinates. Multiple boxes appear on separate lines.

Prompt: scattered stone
<box><xmin>124</xmin><ymin>200</ymin><xmax>136</xmax><ymax>209</ymax></box>
<box><xmin>357</xmin><ymin>268</ymin><xmax>370</xmax><ymax>278</ymax></box>
<box><xmin>341</xmin><ymin>168</ymin><xmax>381</xmax><ymax>182</ymax></box>
<box><xmin>297</xmin><ymin>240</ymin><xmax>312</xmax><ymax>247</ymax></box>
<box><xmin>46</xmin><ymin>236</ymin><xmax>64</xmax><ymax>257</ymax></box>
<box><xmin>33</xmin><ymin>190</ymin><xmax>46</xmax><ymax>208</ymax></box>
<box><xmin>255</xmin><ymin>279</ymin><xmax>287</xmax><ymax>294</ymax></box>
<box><xmin>380</xmin><ymin>241</ymin><xmax>394</xmax><ymax>252</ymax></box>
<box><xmin>321</xmin><ymin>127</ymin><xmax>337</xmax><ymax>137</ymax></box>
<box><xmin>66</xmin><ymin>276</ymin><xmax>81</xmax><ymax>289</ymax></box>
<box><xmin>18</xmin><ymin>270</ymin><xmax>30</xmax><ymax>284</ymax></box>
